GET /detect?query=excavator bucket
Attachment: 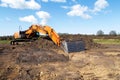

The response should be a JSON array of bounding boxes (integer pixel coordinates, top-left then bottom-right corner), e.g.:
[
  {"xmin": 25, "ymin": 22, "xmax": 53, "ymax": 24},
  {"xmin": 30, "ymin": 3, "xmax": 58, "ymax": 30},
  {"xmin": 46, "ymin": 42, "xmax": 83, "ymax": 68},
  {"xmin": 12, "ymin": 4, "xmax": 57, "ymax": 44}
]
[{"xmin": 61, "ymin": 40, "xmax": 85, "ymax": 53}]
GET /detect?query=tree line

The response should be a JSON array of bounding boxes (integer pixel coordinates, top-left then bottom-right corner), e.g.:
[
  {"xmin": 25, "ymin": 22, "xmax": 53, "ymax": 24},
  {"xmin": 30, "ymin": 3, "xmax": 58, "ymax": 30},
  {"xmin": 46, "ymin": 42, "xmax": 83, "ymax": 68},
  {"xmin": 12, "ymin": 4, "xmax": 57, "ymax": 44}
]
[
  {"xmin": 0, "ymin": 30, "xmax": 119, "ymax": 40},
  {"xmin": 0, "ymin": 36, "xmax": 13, "ymax": 40},
  {"xmin": 96, "ymin": 30, "xmax": 119, "ymax": 36}
]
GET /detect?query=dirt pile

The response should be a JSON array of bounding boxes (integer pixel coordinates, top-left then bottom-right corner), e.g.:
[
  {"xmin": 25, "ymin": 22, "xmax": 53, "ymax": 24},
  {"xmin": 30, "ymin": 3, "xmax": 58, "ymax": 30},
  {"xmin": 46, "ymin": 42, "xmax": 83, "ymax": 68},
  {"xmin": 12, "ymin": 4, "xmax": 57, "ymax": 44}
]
[
  {"xmin": 0, "ymin": 44, "xmax": 71, "ymax": 80},
  {"xmin": 30, "ymin": 38, "xmax": 61, "ymax": 50},
  {"xmin": 60, "ymin": 34, "xmax": 101, "ymax": 49},
  {"xmin": 23, "ymin": 34, "xmax": 101, "ymax": 51},
  {"xmin": 0, "ymin": 35, "xmax": 120, "ymax": 80},
  {"xmin": 16, "ymin": 49, "xmax": 69, "ymax": 65}
]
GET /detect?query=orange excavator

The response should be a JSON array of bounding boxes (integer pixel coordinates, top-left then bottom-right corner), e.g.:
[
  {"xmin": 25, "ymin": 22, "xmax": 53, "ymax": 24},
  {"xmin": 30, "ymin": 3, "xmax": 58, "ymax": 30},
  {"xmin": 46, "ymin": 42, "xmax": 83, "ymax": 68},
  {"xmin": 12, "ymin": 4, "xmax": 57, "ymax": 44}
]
[
  {"xmin": 11, "ymin": 24, "xmax": 85, "ymax": 53},
  {"xmin": 11, "ymin": 24, "xmax": 60, "ymax": 46}
]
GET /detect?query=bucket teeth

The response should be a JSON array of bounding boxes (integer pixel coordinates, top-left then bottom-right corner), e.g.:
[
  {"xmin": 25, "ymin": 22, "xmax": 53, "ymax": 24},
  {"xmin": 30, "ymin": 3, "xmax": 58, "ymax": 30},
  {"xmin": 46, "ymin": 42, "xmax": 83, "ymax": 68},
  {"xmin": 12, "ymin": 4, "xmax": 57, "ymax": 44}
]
[{"xmin": 61, "ymin": 40, "xmax": 85, "ymax": 53}]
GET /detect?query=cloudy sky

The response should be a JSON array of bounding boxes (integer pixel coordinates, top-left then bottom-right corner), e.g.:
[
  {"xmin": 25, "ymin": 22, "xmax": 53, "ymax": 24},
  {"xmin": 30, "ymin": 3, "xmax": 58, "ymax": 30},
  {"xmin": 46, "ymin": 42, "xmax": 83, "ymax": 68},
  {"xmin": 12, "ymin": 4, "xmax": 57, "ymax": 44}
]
[{"xmin": 0, "ymin": 0, "xmax": 120, "ymax": 36}]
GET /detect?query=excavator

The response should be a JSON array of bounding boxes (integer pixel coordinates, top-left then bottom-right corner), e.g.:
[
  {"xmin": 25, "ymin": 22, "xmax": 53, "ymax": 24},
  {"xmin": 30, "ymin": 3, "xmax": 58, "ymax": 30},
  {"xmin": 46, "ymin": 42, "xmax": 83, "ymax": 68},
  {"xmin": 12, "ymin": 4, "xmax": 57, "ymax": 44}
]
[{"xmin": 11, "ymin": 24, "xmax": 85, "ymax": 53}]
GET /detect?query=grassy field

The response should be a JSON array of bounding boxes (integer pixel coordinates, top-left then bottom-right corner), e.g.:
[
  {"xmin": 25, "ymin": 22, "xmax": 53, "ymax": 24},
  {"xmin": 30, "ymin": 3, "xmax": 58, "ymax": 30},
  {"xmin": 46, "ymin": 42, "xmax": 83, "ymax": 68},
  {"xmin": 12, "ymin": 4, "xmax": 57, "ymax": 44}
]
[
  {"xmin": 0, "ymin": 40, "xmax": 10, "ymax": 44},
  {"xmin": 93, "ymin": 39, "xmax": 120, "ymax": 44}
]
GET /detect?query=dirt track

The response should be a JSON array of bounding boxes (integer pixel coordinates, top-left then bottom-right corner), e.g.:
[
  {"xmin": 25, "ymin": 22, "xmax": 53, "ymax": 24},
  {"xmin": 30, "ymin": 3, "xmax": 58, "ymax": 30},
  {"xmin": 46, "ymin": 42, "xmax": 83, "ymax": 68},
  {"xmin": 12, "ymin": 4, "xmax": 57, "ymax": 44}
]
[{"xmin": 0, "ymin": 35, "xmax": 120, "ymax": 80}]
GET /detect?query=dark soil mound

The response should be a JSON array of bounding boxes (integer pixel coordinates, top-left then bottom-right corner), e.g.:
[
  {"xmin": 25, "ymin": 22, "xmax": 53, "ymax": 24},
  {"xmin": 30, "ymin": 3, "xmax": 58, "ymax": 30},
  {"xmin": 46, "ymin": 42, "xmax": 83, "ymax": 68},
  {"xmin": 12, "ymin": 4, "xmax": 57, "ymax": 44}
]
[
  {"xmin": 25, "ymin": 34, "xmax": 101, "ymax": 51},
  {"xmin": 60, "ymin": 34, "xmax": 101, "ymax": 49},
  {"xmin": 30, "ymin": 38, "xmax": 60, "ymax": 50},
  {"xmin": 16, "ymin": 49, "xmax": 69, "ymax": 65}
]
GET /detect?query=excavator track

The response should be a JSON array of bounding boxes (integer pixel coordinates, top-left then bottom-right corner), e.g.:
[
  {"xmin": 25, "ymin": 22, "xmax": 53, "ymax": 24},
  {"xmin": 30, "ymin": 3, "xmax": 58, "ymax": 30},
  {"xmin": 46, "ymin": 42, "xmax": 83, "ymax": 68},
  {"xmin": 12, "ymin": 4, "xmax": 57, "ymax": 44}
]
[{"xmin": 10, "ymin": 38, "xmax": 36, "ymax": 45}]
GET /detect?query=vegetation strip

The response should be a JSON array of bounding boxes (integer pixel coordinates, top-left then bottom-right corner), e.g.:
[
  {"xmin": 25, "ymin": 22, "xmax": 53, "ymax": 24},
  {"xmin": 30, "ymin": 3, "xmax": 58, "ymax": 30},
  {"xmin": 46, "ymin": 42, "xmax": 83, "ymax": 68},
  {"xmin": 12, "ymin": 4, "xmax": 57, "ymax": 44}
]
[
  {"xmin": 93, "ymin": 39, "xmax": 120, "ymax": 44},
  {"xmin": 0, "ymin": 40, "xmax": 10, "ymax": 44}
]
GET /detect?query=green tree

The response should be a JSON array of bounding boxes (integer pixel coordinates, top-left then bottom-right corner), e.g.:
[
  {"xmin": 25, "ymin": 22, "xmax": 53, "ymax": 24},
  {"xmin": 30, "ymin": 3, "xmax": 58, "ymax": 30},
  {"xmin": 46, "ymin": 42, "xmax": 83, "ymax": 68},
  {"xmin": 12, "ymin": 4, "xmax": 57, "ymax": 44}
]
[
  {"xmin": 109, "ymin": 30, "xmax": 117, "ymax": 36},
  {"xmin": 96, "ymin": 30, "xmax": 104, "ymax": 36}
]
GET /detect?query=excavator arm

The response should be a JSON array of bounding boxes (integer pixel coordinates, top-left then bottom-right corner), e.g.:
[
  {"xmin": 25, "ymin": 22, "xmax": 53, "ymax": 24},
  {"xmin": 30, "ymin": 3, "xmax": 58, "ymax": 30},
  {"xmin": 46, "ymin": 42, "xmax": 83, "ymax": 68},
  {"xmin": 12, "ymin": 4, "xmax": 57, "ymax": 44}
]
[
  {"xmin": 26, "ymin": 25, "xmax": 60, "ymax": 46},
  {"xmin": 43, "ymin": 25, "xmax": 60, "ymax": 46}
]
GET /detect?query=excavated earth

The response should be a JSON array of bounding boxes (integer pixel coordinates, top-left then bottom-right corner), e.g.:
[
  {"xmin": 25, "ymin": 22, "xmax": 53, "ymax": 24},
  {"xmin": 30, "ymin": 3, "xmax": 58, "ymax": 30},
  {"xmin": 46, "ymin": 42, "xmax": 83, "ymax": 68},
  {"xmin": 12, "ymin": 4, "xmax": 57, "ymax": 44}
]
[{"xmin": 0, "ymin": 35, "xmax": 120, "ymax": 80}]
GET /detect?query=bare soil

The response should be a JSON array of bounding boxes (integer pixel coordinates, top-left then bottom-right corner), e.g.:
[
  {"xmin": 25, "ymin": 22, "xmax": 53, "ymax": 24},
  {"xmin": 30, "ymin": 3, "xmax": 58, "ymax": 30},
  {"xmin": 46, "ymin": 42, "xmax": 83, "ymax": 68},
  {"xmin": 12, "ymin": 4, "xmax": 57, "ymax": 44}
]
[{"xmin": 0, "ymin": 35, "xmax": 120, "ymax": 80}]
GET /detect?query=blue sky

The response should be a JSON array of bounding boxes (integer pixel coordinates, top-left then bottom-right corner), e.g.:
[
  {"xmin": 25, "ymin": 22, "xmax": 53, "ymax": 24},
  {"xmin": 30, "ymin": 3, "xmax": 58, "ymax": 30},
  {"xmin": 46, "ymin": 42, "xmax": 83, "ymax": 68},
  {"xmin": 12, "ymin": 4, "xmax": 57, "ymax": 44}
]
[{"xmin": 0, "ymin": 0, "xmax": 120, "ymax": 36}]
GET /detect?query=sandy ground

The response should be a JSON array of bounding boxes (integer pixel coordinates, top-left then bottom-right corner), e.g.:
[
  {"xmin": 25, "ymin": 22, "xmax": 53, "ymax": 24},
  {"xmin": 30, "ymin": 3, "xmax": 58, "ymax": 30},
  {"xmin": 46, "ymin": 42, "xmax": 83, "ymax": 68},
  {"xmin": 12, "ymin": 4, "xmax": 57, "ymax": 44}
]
[{"xmin": 0, "ymin": 42, "xmax": 120, "ymax": 80}]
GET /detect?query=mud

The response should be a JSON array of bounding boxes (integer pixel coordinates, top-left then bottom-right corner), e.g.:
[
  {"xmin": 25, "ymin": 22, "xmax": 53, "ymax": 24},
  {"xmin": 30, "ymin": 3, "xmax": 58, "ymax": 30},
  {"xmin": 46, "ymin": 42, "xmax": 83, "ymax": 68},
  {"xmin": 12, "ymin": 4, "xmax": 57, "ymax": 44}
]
[{"xmin": 0, "ymin": 35, "xmax": 120, "ymax": 80}]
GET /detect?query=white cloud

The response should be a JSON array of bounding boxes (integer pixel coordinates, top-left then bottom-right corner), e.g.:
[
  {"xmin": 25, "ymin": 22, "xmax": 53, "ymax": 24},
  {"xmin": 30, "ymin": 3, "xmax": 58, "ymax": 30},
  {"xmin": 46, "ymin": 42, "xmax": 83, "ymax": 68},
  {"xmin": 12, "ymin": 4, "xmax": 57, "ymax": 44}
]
[
  {"xmin": 36, "ymin": 11, "xmax": 51, "ymax": 25},
  {"xmin": 61, "ymin": 6, "xmax": 69, "ymax": 9},
  {"xmin": 93, "ymin": 0, "xmax": 109, "ymax": 12},
  {"xmin": 65, "ymin": 0, "xmax": 109, "ymax": 19},
  {"xmin": 67, "ymin": 4, "xmax": 92, "ymax": 19},
  {"xmin": 19, "ymin": 15, "xmax": 38, "ymax": 23},
  {"xmin": 19, "ymin": 11, "xmax": 51, "ymax": 25},
  {"xmin": 42, "ymin": 0, "xmax": 48, "ymax": 2},
  {"xmin": 0, "ymin": 0, "xmax": 41, "ymax": 9},
  {"xmin": 50, "ymin": 0, "xmax": 66, "ymax": 3}
]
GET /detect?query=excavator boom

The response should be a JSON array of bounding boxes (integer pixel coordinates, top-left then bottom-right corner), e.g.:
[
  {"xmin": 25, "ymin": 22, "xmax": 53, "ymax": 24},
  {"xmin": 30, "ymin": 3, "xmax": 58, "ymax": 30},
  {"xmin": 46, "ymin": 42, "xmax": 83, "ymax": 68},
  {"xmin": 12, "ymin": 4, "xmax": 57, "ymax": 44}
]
[
  {"xmin": 25, "ymin": 25, "xmax": 60, "ymax": 46},
  {"xmin": 43, "ymin": 26, "xmax": 60, "ymax": 46}
]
